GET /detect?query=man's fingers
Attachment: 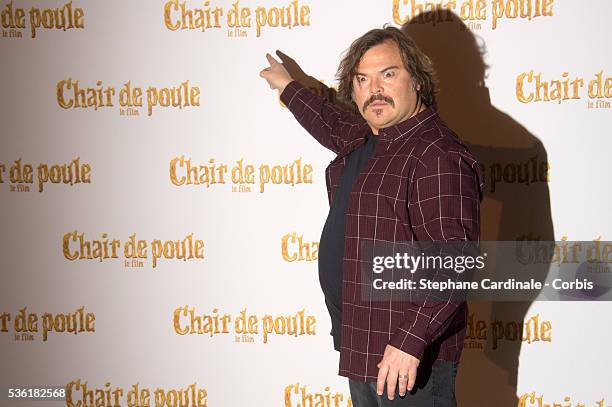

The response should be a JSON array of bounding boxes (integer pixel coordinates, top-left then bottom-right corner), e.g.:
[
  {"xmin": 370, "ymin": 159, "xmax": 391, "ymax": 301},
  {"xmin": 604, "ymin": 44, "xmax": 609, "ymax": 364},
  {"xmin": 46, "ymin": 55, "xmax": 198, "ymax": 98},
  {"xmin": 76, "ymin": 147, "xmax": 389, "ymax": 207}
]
[
  {"xmin": 386, "ymin": 369, "xmax": 398, "ymax": 400},
  {"xmin": 398, "ymin": 372, "xmax": 409, "ymax": 397},
  {"xmin": 376, "ymin": 363, "xmax": 388, "ymax": 396},
  {"xmin": 266, "ymin": 52, "xmax": 280, "ymax": 66},
  {"xmin": 407, "ymin": 365, "xmax": 418, "ymax": 391},
  {"xmin": 259, "ymin": 68, "xmax": 275, "ymax": 89}
]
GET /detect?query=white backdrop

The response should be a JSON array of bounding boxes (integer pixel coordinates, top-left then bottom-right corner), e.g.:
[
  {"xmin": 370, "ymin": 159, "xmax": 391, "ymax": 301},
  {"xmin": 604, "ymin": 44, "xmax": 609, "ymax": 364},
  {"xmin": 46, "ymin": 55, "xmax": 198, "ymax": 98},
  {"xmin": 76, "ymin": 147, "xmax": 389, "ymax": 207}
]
[{"xmin": 1, "ymin": 1, "xmax": 610, "ymax": 406}]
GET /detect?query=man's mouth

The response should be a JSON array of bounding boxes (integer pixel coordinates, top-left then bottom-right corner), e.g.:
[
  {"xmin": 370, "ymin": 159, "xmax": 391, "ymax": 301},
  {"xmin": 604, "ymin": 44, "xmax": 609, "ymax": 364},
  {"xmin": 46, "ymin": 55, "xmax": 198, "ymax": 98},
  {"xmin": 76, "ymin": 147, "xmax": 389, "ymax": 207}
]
[{"xmin": 363, "ymin": 96, "xmax": 394, "ymax": 113}]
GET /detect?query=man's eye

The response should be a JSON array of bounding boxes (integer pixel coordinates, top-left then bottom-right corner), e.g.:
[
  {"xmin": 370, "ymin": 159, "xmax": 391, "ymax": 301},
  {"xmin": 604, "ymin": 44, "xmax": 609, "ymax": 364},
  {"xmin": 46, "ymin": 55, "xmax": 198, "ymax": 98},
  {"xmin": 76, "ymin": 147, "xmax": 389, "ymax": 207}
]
[{"xmin": 384, "ymin": 71, "xmax": 395, "ymax": 78}]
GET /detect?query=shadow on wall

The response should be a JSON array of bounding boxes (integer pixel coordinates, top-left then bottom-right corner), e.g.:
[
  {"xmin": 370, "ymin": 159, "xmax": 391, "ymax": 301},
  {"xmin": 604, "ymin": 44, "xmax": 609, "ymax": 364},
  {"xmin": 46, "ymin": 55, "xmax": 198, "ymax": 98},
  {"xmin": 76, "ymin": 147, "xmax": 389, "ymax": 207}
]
[
  {"xmin": 278, "ymin": 10, "xmax": 555, "ymax": 405},
  {"xmin": 402, "ymin": 10, "xmax": 554, "ymax": 407}
]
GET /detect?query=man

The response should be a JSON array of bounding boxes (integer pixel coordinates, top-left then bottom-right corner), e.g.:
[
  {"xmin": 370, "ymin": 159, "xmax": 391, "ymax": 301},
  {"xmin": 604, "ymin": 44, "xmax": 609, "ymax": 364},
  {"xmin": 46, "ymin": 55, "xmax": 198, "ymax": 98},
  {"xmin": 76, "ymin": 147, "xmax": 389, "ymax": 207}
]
[{"xmin": 260, "ymin": 26, "xmax": 483, "ymax": 406}]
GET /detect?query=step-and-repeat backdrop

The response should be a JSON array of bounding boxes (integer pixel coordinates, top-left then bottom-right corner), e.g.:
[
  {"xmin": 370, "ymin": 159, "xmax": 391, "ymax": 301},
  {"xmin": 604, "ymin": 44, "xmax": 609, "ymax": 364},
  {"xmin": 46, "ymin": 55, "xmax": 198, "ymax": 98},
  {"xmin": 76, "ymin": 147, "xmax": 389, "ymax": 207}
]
[{"xmin": 1, "ymin": 1, "xmax": 610, "ymax": 406}]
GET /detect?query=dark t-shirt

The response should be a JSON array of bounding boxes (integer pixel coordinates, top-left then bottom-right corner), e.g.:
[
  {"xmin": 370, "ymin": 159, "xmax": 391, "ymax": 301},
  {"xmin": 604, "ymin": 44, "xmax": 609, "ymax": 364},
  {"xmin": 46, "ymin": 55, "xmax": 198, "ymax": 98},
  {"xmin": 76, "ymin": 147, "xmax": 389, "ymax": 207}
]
[{"xmin": 318, "ymin": 132, "xmax": 378, "ymax": 351}]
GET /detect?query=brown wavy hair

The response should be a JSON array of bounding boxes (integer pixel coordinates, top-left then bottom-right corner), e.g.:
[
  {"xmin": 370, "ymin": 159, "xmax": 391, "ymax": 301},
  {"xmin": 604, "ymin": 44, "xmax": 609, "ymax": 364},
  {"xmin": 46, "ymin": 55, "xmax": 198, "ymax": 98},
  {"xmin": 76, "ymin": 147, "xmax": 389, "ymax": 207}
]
[{"xmin": 336, "ymin": 24, "xmax": 437, "ymax": 115}]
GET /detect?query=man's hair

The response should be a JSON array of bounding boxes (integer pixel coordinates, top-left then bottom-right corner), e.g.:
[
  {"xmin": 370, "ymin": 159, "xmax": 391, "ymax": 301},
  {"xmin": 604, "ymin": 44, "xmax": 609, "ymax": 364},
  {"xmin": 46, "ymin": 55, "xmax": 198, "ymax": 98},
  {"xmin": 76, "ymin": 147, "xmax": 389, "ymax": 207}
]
[{"xmin": 335, "ymin": 25, "xmax": 437, "ymax": 114}]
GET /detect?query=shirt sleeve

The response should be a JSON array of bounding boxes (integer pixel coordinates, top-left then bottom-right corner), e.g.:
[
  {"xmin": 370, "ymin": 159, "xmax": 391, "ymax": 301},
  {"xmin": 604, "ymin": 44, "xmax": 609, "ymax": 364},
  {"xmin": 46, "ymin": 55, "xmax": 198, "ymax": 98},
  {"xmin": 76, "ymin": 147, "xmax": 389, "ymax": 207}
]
[
  {"xmin": 279, "ymin": 80, "xmax": 367, "ymax": 155},
  {"xmin": 388, "ymin": 149, "xmax": 483, "ymax": 360}
]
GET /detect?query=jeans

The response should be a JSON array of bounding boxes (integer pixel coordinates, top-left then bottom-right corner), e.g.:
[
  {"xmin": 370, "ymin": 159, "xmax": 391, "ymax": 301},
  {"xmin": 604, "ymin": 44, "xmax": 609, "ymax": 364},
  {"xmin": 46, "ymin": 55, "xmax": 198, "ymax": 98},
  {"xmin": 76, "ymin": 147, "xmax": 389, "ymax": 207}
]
[{"xmin": 348, "ymin": 361, "xmax": 458, "ymax": 407}]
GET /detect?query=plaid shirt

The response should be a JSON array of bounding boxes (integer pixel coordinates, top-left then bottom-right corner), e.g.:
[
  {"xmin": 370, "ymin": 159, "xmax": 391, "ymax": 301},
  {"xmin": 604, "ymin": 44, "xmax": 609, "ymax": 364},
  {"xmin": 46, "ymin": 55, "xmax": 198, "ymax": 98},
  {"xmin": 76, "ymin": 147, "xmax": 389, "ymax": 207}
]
[{"xmin": 280, "ymin": 80, "xmax": 483, "ymax": 382}]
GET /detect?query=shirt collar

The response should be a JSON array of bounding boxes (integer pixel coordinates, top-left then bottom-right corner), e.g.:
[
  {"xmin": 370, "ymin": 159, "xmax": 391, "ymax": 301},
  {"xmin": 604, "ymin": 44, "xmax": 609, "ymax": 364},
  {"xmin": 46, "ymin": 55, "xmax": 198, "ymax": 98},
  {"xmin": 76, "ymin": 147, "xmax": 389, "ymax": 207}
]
[
  {"xmin": 336, "ymin": 104, "xmax": 439, "ymax": 159},
  {"xmin": 376, "ymin": 104, "xmax": 438, "ymax": 142}
]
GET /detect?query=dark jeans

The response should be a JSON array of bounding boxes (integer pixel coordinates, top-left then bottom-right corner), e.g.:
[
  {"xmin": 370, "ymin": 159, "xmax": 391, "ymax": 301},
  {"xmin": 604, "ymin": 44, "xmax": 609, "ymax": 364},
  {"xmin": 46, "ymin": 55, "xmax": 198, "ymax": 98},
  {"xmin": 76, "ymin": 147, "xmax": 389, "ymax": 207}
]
[{"xmin": 348, "ymin": 361, "xmax": 458, "ymax": 407}]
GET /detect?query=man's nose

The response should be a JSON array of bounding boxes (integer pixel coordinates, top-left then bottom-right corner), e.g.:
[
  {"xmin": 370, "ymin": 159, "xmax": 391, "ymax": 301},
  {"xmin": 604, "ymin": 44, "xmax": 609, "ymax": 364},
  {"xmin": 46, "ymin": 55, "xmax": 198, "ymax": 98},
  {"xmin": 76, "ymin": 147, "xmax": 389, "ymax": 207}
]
[{"xmin": 369, "ymin": 77, "xmax": 383, "ymax": 94}]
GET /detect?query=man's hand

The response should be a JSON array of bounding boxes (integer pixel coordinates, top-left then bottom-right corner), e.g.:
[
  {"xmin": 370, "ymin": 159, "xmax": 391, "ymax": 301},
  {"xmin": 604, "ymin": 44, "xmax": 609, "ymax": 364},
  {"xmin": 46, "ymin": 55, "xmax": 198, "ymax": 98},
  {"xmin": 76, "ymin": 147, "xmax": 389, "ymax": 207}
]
[
  {"xmin": 259, "ymin": 52, "xmax": 293, "ymax": 94},
  {"xmin": 376, "ymin": 344, "xmax": 420, "ymax": 400}
]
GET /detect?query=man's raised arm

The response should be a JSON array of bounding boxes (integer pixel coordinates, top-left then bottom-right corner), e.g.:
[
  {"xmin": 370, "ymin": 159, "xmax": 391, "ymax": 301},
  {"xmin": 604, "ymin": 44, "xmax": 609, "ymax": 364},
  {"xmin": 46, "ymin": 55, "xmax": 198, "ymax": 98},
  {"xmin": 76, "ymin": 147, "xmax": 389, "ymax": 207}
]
[{"xmin": 260, "ymin": 52, "xmax": 367, "ymax": 155}]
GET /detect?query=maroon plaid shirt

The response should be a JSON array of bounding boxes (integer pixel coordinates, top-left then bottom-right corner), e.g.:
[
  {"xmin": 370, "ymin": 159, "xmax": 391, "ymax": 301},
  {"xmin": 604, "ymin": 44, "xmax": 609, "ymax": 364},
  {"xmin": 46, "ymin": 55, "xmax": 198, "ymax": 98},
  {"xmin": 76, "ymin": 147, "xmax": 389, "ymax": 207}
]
[{"xmin": 280, "ymin": 80, "xmax": 483, "ymax": 382}]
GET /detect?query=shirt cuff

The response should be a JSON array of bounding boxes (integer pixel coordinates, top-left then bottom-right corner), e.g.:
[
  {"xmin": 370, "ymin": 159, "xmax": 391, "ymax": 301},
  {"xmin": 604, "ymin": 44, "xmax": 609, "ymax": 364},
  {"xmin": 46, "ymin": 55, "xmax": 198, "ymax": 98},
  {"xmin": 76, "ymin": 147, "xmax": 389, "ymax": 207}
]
[
  {"xmin": 279, "ymin": 80, "xmax": 304, "ymax": 108},
  {"xmin": 388, "ymin": 323, "xmax": 429, "ymax": 361}
]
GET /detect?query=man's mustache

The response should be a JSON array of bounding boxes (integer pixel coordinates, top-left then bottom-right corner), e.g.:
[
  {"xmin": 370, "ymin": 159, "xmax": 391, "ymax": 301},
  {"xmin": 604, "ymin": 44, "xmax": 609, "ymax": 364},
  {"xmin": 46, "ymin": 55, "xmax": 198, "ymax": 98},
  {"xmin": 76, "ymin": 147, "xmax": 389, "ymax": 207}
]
[{"xmin": 363, "ymin": 94, "xmax": 395, "ymax": 112}]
